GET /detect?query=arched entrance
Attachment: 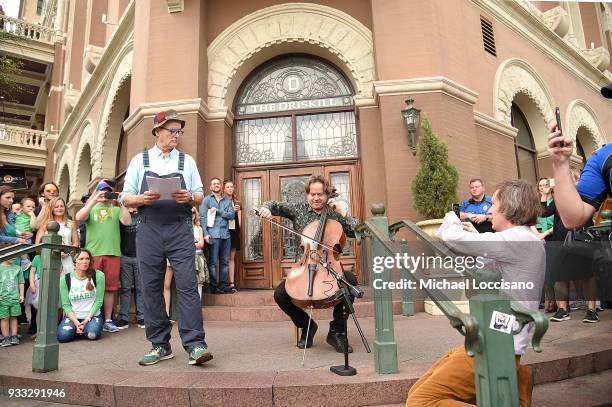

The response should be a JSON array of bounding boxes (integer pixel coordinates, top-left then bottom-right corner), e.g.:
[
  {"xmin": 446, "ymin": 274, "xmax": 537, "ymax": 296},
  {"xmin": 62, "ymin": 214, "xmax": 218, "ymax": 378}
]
[{"xmin": 234, "ymin": 55, "xmax": 362, "ymax": 289}]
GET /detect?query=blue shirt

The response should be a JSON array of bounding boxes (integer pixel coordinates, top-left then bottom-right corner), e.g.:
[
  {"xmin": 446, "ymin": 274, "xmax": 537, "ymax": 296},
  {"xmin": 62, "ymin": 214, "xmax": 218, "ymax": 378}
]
[
  {"xmin": 576, "ymin": 144, "xmax": 612, "ymax": 209},
  {"xmin": 121, "ymin": 144, "xmax": 204, "ymax": 197},
  {"xmin": 0, "ymin": 210, "xmax": 19, "ymax": 245},
  {"xmin": 459, "ymin": 195, "xmax": 493, "ymax": 215},
  {"xmin": 200, "ymin": 194, "xmax": 235, "ymax": 239}
]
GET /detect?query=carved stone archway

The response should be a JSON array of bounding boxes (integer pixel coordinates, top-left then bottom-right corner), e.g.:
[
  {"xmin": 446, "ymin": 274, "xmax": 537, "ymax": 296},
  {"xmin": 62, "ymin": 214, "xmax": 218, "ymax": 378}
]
[
  {"xmin": 494, "ymin": 58, "xmax": 555, "ymax": 150},
  {"xmin": 207, "ymin": 3, "xmax": 375, "ymax": 113},
  {"xmin": 55, "ymin": 144, "xmax": 74, "ymax": 199},
  {"xmin": 73, "ymin": 121, "xmax": 95, "ymax": 201},
  {"xmin": 97, "ymin": 47, "xmax": 133, "ymax": 180},
  {"xmin": 566, "ymin": 99, "xmax": 606, "ymax": 157}
]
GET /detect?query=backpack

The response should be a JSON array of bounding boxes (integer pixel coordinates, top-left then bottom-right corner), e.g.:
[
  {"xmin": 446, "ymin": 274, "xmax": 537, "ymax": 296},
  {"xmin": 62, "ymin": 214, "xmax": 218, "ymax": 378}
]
[{"xmin": 65, "ymin": 272, "xmax": 96, "ymax": 291}]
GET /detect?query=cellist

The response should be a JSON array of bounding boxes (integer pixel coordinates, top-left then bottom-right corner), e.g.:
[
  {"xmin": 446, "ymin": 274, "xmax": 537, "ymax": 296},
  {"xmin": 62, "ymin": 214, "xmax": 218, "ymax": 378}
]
[{"xmin": 258, "ymin": 175, "xmax": 359, "ymax": 353}]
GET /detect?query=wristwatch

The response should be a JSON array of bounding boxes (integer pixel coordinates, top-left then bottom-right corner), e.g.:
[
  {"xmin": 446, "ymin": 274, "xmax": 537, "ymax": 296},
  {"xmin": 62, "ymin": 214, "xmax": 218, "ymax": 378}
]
[{"xmin": 189, "ymin": 192, "xmax": 195, "ymax": 204}]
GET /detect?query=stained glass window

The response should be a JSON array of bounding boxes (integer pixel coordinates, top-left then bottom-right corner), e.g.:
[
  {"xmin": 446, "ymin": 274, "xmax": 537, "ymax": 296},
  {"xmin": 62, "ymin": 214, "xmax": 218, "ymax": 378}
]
[{"xmin": 234, "ymin": 56, "xmax": 358, "ymax": 166}]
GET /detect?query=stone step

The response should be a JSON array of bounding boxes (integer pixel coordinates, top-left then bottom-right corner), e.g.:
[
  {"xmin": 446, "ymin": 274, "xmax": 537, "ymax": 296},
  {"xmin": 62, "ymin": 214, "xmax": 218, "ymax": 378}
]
[
  {"xmin": 203, "ymin": 300, "xmax": 403, "ymax": 321},
  {"xmin": 203, "ymin": 287, "xmax": 375, "ymax": 307}
]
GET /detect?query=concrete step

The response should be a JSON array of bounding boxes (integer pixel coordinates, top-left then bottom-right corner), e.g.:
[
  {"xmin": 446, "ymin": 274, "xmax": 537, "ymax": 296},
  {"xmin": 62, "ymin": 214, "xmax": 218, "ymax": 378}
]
[
  {"xmin": 203, "ymin": 299, "xmax": 403, "ymax": 321},
  {"xmin": 203, "ymin": 287, "xmax": 375, "ymax": 307}
]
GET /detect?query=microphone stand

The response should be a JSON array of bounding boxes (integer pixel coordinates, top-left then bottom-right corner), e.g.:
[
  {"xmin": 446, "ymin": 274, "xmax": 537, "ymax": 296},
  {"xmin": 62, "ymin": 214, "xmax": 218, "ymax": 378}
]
[{"xmin": 317, "ymin": 258, "xmax": 371, "ymax": 376}]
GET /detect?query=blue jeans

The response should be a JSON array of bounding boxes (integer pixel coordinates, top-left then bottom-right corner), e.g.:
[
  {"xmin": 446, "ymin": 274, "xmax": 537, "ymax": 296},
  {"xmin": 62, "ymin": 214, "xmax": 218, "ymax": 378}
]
[
  {"xmin": 119, "ymin": 255, "xmax": 144, "ymax": 322},
  {"xmin": 57, "ymin": 315, "xmax": 103, "ymax": 343},
  {"xmin": 208, "ymin": 238, "xmax": 231, "ymax": 291}
]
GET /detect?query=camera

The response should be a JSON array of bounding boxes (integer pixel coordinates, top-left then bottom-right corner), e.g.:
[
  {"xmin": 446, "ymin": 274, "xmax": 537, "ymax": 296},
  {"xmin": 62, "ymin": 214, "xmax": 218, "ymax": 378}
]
[
  {"xmin": 104, "ymin": 192, "xmax": 119, "ymax": 200},
  {"xmin": 451, "ymin": 203, "xmax": 461, "ymax": 218}
]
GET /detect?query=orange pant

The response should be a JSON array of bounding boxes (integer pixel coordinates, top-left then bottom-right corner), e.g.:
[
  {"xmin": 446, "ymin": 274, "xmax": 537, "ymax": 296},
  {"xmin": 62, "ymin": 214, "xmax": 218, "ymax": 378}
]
[{"xmin": 407, "ymin": 346, "xmax": 533, "ymax": 407}]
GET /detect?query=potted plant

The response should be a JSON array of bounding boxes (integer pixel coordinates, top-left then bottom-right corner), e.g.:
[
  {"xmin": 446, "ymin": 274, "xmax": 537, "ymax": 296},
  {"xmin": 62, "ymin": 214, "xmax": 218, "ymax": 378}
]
[{"xmin": 411, "ymin": 118, "xmax": 458, "ymax": 238}]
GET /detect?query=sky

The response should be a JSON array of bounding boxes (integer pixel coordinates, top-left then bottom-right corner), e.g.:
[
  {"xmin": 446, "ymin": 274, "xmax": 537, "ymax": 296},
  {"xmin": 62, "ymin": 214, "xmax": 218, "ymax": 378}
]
[{"xmin": 0, "ymin": 0, "xmax": 20, "ymax": 18}]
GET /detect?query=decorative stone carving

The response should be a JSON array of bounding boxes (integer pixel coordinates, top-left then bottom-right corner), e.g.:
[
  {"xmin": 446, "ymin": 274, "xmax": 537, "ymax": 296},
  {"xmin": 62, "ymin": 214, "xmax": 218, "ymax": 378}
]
[
  {"xmin": 207, "ymin": 3, "xmax": 375, "ymax": 112},
  {"xmin": 166, "ymin": 0, "xmax": 184, "ymax": 13},
  {"xmin": 542, "ymin": 6, "xmax": 570, "ymax": 38},
  {"xmin": 566, "ymin": 100, "xmax": 606, "ymax": 149},
  {"xmin": 64, "ymin": 88, "xmax": 81, "ymax": 113},
  {"xmin": 84, "ymin": 45, "xmax": 104, "ymax": 74},
  {"xmin": 581, "ymin": 47, "xmax": 611, "ymax": 72},
  {"xmin": 494, "ymin": 59, "xmax": 554, "ymax": 127}
]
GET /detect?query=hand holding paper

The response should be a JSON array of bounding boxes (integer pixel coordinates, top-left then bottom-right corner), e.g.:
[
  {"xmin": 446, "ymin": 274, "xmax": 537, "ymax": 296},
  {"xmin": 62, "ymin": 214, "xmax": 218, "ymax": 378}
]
[{"xmin": 146, "ymin": 176, "xmax": 182, "ymax": 200}]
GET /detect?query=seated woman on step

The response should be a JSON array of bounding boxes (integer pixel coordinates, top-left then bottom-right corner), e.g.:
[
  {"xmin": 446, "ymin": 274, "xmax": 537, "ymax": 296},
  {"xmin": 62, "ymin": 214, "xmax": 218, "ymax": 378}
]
[{"xmin": 57, "ymin": 249, "xmax": 105, "ymax": 343}]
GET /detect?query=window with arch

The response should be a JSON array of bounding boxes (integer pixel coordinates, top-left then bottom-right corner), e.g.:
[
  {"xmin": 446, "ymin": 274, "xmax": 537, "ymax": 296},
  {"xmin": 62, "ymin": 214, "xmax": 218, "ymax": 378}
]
[
  {"xmin": 233, "ymin": 55, "xmax": 358, "ymax": 166},
  {"xmin": 511, "ymin": 103, "xmax": 538, "ymax": 185}
]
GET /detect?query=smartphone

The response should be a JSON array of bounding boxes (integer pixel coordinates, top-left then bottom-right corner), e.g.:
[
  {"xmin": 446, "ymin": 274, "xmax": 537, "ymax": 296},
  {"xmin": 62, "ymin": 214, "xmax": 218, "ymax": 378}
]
[
  {"xmin": 555, "ymin": 107, "xmax": 562, "ymax": 135},
  {"xmin": 451, "ymin": 203, "xmax": 461, "ymax": 218},
  {"xmin": 104, "ymin": 192, "xmax": 119, "ymax": 200},
  {"xmin": 555, "ymin": 107, "xmax": 563, "ymax": 148}
]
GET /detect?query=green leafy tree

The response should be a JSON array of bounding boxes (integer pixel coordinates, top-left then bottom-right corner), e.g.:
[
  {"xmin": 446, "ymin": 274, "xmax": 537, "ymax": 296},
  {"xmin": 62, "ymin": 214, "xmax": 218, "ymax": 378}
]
[
  {"xmin": 0, "ymin": 31, "xmax": 25, "ymax": 102},
  {"xmin": 411, "ymin": 118, "xmax": 458, "ymax": 219}
]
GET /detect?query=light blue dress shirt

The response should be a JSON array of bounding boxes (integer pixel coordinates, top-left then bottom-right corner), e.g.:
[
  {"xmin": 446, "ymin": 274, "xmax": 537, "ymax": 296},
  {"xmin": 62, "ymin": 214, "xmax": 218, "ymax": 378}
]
[
  {"xmin": 121, "ymin": 144, "xmax": 204, "ymax": 197},
  {"xmin": 200, "ymin": 194, "xmax": 235, "ymax": 239}
]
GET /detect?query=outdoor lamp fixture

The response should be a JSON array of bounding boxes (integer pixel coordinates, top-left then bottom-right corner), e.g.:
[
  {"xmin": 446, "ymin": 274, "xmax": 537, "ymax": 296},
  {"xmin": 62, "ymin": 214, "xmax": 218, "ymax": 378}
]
[{"xmin": 401, "ymin": 97, "xmax": 421, "ymax": 155}]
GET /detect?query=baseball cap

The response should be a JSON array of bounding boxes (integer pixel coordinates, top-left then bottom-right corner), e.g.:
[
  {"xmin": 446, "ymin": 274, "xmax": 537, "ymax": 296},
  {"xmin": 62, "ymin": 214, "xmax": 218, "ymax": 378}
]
[
  {"xmin": 152, "ymin": 109, "xmax": 185, "ymax": 136},
  {"xmin": 95, "ymin": 180, "xmax": 114, "ymax": 192},
  {"xmin": 601, "ymin": 83, "xmax": 612, "ymax": 99}
]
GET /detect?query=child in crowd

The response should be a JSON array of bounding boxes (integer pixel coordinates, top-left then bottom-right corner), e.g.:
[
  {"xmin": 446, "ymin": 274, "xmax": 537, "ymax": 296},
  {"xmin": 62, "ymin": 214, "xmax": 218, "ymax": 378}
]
[
  {"xmin": 0, "ymin": 258, "xmax": 25, "ymax": 346},
  {"xmin": 14, "ymin": 198, "xmax": 36, "ymax": 243}
]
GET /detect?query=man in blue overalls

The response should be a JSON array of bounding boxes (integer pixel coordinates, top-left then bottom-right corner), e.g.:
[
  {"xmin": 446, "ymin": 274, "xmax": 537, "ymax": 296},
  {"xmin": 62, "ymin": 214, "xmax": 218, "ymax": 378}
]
[{"xmin": 121, "ymin": 110, "xmax": 211, "ymax": 366}]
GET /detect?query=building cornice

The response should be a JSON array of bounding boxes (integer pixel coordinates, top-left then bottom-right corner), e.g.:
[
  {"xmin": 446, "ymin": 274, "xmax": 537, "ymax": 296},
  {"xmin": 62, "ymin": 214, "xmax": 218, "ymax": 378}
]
[
  {"xmin": 473, "ymin": 0, "xmax": 608, "ymax": 91},
  {"xmin": 473, "ymin": 111, "xmax": 518, "ymax": 140},
  {"xmin": 373, "ymin": 77, "xmax": 479, "ymax": 105},
  {"xmin": 53, "ymin": 1, "xmax": 135, "ymax": 152}
]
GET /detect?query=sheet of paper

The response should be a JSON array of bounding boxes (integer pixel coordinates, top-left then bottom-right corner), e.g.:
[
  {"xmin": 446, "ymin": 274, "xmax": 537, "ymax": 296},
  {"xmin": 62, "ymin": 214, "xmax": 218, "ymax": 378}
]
[
  {"xmin": 207, "ymin": 208, "xmax": 216, "ymax": 228},
  {"xmin": 146, "ymin": 176, "xmax": 182, "ymax": 200}
]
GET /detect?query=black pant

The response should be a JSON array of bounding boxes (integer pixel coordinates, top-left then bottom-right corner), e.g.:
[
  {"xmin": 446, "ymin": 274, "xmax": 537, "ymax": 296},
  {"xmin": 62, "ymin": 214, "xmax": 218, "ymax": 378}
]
[{"xmin": 274, "ymin": 271, "xmax": 357, "ymax": 333}]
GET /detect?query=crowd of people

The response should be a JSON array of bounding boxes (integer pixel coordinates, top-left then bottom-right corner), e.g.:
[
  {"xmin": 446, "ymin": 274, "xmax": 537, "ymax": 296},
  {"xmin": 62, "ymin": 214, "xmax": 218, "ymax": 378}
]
[
  {"xmin": 458, "ymin": 177, "xmax": 608, "ymax": 324},
  {"xmin": 0, "ymin": 172, "xmax": 243, "ymax": 347},
  {"xmin": 0, "ymin": 97, "xmax": 610, "ymax": 394}
]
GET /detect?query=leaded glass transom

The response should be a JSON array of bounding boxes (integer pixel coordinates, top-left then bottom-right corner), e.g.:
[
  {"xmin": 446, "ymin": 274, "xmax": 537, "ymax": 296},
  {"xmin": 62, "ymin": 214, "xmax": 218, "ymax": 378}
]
[
  {"xmin": 234, "ymin": 56, "xmax": 358, "ymax": 166},
  {"xmin": 236, "ymin": 56, "xmax": 353, "ymax": 115}
]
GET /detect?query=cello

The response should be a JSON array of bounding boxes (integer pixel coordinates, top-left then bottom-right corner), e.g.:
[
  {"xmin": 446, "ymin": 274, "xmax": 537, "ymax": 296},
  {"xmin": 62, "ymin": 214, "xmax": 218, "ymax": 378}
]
[{"xmin": 284, "ymin": 189, "xmax": 347, "ymax": 309}]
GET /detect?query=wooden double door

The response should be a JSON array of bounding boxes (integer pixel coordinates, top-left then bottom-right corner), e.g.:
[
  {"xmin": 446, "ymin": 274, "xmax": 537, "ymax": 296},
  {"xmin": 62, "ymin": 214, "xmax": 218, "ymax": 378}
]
[{"xmin": 235, "ymin": 163, "xmax": 361, "ymax": 289}]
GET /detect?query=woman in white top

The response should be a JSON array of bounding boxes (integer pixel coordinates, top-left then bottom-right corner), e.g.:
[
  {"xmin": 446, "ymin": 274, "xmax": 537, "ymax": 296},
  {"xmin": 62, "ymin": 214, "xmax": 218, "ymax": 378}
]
[
  {"xmin": 35, "ymin": 197, "xmax": 78, "ymax": 276},
  {"xmin": 57, "ymin": 249, "xmax": 105, "ymax": 342}
]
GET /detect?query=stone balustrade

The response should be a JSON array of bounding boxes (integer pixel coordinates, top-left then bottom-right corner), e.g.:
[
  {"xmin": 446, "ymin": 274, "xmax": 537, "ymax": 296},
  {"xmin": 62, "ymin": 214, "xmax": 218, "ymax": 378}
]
[
  {"xmin": 0, "ymin": 124, "xmax": 47, "ymax": 150},
  {"xmin": 0, "ymin": 15, "xmax": 55, "ymax": 44}
]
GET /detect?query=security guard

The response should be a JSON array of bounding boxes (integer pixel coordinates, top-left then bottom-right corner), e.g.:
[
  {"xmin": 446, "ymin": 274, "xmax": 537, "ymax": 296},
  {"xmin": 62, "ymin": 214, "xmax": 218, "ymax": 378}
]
[
  {"xmin": 122, "ymin": 110, "xmax": 211, "ymax": 366},
  {"xmin": 459, "ymin": 178, "xmax": 494, "ymax": 233}
]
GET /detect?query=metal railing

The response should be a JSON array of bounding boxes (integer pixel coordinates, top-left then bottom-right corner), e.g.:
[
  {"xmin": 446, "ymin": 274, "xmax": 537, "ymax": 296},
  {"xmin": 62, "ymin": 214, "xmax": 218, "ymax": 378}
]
[
  {"xmin": 0, "ymin": 15, "xmax": 55, "ymax": 44},
  {"xmin": 0, "ymin": 222, "xmax": 78, "ymax": 373},
  {"xmin": 0, "ymin": 125, "xmax": 48, "ymax": 150},
  {"xmin": 355, "ymin": 204, "xmax": 548, "ymax": 406}
]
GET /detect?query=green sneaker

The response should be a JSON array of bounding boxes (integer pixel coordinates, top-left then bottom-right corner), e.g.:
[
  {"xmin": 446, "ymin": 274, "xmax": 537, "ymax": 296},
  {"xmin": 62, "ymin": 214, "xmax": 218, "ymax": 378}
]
[
  {"xmin": 188, "ymin": 346, "xmax": 213, "ymax": 365},
  {"xmin": 138, "ymin": 345, "xmax": 174, "ymax": 366}
]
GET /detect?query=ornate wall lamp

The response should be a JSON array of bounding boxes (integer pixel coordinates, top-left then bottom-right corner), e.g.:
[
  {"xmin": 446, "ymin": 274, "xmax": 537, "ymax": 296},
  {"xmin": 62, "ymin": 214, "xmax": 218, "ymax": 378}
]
[{"xmin": 401, "ymin": 97, "xmax": 421, "ymax": 155}]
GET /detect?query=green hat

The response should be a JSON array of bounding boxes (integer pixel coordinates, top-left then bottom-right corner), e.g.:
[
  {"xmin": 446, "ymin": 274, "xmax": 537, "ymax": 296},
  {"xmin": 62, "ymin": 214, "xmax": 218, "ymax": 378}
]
[{"xmin": 152, "ymin": 109, "xmax": 185, "ymax": 136}]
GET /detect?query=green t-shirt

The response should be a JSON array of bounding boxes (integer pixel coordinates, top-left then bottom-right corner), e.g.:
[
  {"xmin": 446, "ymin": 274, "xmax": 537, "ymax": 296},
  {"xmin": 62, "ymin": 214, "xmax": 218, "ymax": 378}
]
[
  {"xmin": 29, "ymin": 255, "xmax": 41, "ymax": 280},
  {"xmin": 85, "ymin": 204, "xmax": 122, "ymax": 256},
  {"xmin": 0, "ymin": 262, "xmax": 24, "ymax": 305},
  {"xmin": 14, "ymin": 213, "xmax": 32, "ymax": 233},
  {"xmin": 536, "ymin": 197, "xmax": 554, "ymax": 233}
]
